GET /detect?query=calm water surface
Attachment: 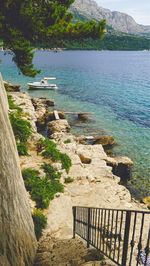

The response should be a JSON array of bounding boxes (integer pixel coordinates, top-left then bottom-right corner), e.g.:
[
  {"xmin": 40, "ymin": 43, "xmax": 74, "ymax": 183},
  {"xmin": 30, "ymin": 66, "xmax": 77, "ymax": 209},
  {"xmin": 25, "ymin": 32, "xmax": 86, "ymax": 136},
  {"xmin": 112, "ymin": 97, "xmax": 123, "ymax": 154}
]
[{"xmin": 0, "ymin": 50, "xmax": 150, "ymax": 185}]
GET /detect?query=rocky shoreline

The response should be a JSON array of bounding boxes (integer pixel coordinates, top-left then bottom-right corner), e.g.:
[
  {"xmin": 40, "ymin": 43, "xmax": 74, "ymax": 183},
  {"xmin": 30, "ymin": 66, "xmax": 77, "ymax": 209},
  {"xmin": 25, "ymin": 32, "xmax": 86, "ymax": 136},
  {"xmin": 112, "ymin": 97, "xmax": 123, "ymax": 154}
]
[{"xmin": 6, "ymin": 82, "xmax": 149, "ymax": 266}]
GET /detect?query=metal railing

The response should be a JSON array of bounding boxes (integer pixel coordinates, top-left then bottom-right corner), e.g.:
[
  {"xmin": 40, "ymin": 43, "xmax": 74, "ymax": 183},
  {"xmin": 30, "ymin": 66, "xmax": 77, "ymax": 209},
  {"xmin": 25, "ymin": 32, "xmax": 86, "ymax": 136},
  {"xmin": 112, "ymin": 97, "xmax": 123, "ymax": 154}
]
[{"xmin": 72, "ymin": 206, "xmax": 150, "ymax": 266}]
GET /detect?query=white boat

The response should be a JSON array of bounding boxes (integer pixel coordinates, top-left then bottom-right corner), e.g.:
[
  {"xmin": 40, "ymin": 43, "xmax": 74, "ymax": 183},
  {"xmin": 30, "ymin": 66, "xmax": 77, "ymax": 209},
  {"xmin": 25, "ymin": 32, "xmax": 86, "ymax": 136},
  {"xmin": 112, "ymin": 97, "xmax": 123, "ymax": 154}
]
[{"xmin": 27, "ymin": 77, "xmax": 58, "ymax": 90}]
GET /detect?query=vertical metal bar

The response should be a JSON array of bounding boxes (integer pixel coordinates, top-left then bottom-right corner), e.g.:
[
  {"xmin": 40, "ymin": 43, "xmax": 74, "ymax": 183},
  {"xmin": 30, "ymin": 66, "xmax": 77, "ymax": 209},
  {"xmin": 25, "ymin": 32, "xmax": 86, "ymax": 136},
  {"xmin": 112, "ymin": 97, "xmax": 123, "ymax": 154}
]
[
  {"xmin": 97, "ymin": 209, "xmax": 101, "ymax": 249},
  {"xmin": 109, "ymin": 210, "xmax": 114, "ymax": 257},
  {"xmin": 113, "ymin": 210, "xmax": 119, "ymax": 261},
  {"xmin": 73, "ymin": 206, "xmax": 76, "ymax": 239},
  {"xmin": 106, "ymin": 209, "xmax": 110, "ymax": 255},
  {"xmin": 122, "ymin": 211, "xmax": 131, "ymax": 266},
  {"xmin": 92, "ymin": 208, "xmax": 94, "ymax": 245},
  {"xmin": 92, "ymin": 208, "xmax": 94, "ymax": 244},
  {"xmin": 95, "ymin": 209, "xmax": 98, "ymax": 246},
  {"xmin": 144, "ymin": 227, "xmax": 150, "ymax": 266},
  {"xmin": 87, "ymin": 208, "xmax": 91, "ymax": 248},
  {"xmin": 102, "ymin": 209, "xmax": 107, "ymax": 252},
  {"xmin": 100, "ymin": 209, "xmax": 104, "ymax": 250},
  {"xmin": 136, "ymin": 213, "xmax": 145, "ymax": 266},
  {"xmin": 129, "ymin": 212, "xmax": 137, "ymax": 266},
  {"xmin": 117, "ymin": 211, "xmax": 124, "ymax": 264},
  {"xmin": 83, "ymin": 208, "xmax": 85, "ymax": 239}
]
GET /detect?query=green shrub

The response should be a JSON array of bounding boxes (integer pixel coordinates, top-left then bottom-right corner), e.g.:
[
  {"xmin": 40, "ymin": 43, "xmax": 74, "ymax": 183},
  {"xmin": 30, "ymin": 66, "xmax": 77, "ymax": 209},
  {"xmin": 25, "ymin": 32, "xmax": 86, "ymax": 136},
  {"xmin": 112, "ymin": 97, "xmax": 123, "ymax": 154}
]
[
  {"xmin": 64, "ymin": 139, "xmax": 71, "ymax": 144},
  {"xmin": 39, "ymin": 138, "xmax": 57, "ymax": 150},
  {"xmin": 17, "ymin": 142, "xmax": 28, "ymax": 156},
  {"xmin": 42, "ymin": 148, "xmax": 61, "ymax": 161},
  {"xmin": 42, "ymin": 163, "xmax": 61, "ymax": 180},
  {"xmin": 64, "ymin": 177, "xmax": 74, "ymax": 183},
  {"xmin": 9, "ymin": 112, "xmax": 32, "ymax": 142},
  {"xmin": 60, "ymin": 153, "xmax": 72, "ymax": 173},
  {"xmin": 32, "ymin": 209, "xmax": 47, "ymax": 240},
  {"xmin": 40, "ymin": 138, "xmax": 61, "ymax": 161},
  {"xmin": 39, "ymin": 138, "xmax": 72, "ymax": 173},
  {"xmin": 22, "ymin": 167, "xmax": 64, "ymax": 209},
  {"xmin": 30, "ymin": 179, "xmax": 64, "ymax": 209},
  {"xmin": 22, "ymin": 168, "xmax": 40, "ymax": 180},
  {"xmin": 7, "ymin": 95, "xmax": 22, "ymax": 112},
  {"xmin": 8, "ymin": 100, "xmax": 32, "ymax": 157}
]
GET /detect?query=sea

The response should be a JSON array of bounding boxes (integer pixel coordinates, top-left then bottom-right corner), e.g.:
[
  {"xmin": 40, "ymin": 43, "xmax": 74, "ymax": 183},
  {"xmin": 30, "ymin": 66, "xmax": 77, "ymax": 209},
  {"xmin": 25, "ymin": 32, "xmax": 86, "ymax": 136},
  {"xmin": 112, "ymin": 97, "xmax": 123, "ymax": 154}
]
[{"xmin": 0, "ymin": 50, "xmax": 150, "ymax": 195}]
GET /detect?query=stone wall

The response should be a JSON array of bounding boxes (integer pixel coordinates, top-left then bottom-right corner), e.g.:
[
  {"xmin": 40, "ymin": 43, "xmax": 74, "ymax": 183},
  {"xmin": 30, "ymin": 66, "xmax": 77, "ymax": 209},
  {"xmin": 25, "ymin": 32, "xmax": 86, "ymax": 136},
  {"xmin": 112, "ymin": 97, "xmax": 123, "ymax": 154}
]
[{"xmin": 0, "ymin": 73, "xmax": 37, "ymax": 266}]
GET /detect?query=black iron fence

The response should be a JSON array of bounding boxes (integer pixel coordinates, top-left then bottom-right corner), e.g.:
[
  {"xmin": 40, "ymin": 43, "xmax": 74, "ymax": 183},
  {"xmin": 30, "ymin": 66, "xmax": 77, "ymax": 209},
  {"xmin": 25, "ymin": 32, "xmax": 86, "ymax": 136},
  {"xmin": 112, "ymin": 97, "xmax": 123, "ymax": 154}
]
[{"xmin": 72, "ymin": 206, "xmax": 150, "ymax": 266}]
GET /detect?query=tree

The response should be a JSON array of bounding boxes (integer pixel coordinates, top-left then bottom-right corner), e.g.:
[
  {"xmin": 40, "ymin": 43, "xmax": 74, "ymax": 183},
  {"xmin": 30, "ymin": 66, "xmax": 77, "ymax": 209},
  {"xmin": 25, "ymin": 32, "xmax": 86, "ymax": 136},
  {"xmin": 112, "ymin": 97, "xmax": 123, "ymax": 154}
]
[{"xmin": 0, "ymin": 0, "xmax": 106, "ymax": 76}]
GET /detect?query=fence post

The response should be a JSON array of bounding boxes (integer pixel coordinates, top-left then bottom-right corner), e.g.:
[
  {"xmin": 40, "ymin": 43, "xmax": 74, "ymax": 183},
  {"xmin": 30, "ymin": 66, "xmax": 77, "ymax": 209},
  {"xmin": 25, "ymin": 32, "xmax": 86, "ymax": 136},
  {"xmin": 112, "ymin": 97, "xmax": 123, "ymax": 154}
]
[
  {"xmin": 87, "ymin": 208, "xmax": 91, "ymax": 248},
  {"xmin": 73, "ymin": 206, "xmax": 76, "ymax": 239},
  {"xmin": 122, "ymin": 211, "xmax": 131, "ymax": 266}
]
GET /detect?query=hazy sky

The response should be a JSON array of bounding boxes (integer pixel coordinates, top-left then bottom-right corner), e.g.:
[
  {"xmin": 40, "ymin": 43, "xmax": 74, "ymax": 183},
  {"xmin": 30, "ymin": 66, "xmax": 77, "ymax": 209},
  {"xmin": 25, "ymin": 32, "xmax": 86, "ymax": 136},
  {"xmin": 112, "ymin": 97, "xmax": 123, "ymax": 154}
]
[{"xmin": 95, "ymin": 0, "xmax": 150, "ymax": 25}]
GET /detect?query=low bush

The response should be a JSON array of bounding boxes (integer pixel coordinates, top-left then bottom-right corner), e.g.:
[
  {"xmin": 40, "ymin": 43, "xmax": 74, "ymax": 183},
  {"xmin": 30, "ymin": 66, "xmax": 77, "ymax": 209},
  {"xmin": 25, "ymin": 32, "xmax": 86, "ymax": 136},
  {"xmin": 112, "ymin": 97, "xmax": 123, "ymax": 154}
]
[
  {"xmin": 30, "ymin": 178, "xmax": 64, "ymax": 209},
  {"xmin": 42, "ymin": 148, "xmax": 61, "ymax": 161},
  {"xmin": 60, "ymin": 153, "xmax": 72, "ymax": 173},
  {"xmin": 17, "ymin": 142, "xmax": 28, "ymax": 156},
  {"xmin": 39, "ymin": 138, "xmax": 57, "ymax": 150},
  {"xmin": 39, "ymin": 138, "xmax": 61, "ymax": 161},
  {"xmin": 64, "ymin": 139, "xmax": 71, "ymax": 144},
  {"xmin": 9, "ymin": 112, "xmax": 32, "ymax": 142},
  {"xmin": 22, "ymin": 168, "xmax": 40, "ymax": 180},
  {"xmin": 8, "ymin": 97, "xmax": 32, "ymax": 157},
  {"xmin": 7, "ymin": 95, "xmax": 22, "ymax": 112},
  {"xmin": 42, "ymin": 163, "xmax": 61, "ymax": 180},
  {"xmin": 39, "ymin": 138, "xmax": 72, "ymax": 173},
  {"xmin": 22, "ymin": 167, "xmax": 64, "ymax": 209},
  {"xmin": 32, "ymin": 209, "xmax": 47, "ymax": 240},
  {"xmin": 64, "ymin": 177, "xmax": 74, "ymax": 183}
]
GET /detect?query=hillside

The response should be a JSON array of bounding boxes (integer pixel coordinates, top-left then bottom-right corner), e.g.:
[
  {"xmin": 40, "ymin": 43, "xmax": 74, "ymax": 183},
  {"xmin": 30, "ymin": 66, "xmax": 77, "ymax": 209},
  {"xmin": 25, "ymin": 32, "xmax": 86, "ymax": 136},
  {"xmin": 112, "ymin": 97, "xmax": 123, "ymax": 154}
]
[{"xmin": 71, "ymin": 0, "xmax": 150, "ymax": 35}]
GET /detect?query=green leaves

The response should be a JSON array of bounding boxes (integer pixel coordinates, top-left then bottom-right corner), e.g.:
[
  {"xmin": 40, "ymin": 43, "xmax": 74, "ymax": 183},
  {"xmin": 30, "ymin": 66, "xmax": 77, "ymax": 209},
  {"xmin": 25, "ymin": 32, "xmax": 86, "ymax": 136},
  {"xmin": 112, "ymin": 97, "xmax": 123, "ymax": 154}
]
[
  {"xmin": 9, "ymin": 112, "xmax": 32, "ymax": 142},
  {"xmin": 38, "ymin": 138, "xmax": 72, "ymax": 173},
  {"xmin": 0, "ymin": 0, "xmax": 106, "ymax": 76},
  {"xmin": 22, "ymin": 167, "xmax": 64, "ymax": 209},
  {"xmin": 32, "ymin": 209, "xmax": 47, "ymax": 240}
]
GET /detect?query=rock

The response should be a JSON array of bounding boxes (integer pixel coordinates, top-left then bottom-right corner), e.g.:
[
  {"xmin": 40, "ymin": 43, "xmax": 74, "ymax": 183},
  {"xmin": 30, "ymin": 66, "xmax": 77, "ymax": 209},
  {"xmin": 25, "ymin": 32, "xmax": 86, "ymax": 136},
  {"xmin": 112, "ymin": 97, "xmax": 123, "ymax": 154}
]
[
  {"xmin": 71, "ymin": 0, "xmax": 150, "ymax": 35},
  {"xmin": 76, "ymin": 144, "xmax": 107, "ymax": 160},
  {"xmin": 35, "ymin": 238, "xmax": 104, "ymax": 266},
  {"xmin": 78, "ymin": 113, "xmax": 90, "ymax": 121},
  {"xmin": 55, "ymin": 193, "xmax": 61, "ymax": 198},
  {"xmin": 78, "ymin": 154, "xmax": 92, "ymax": 164},
  {"xmin": 10, "ymin": 92, "xmax": 37, "ymax": 132},
  {"xmin": 51, "ymin": 163, "xmax": 62, "ymax": 171},
  {"xmin": 47, "ymin": 120, "xmax": 70, "ymax": 136},
  {"xmin": 31, "ymin": 97, "xmax": 55, "ymax": 129},
  {"xmin": 4, "ymin": 81, "xmax": 20, "ymax": 92},
  {"xmin": 143, "ymin": 197, "xmax": 150, "ymax": 208},
  {"xmin": 106, "ymin": 156, "xmax": 133, "ymax": 183},
  {"xmin": 32, "ymin": 97, "xmax": 54, "ymax": 109},
  {"xmin": 93, "ymin": 136, "xmax": 115, "ymax": 146},
  {"xmin": 46, "ymin": 111, "xmax": 65, "ymax": 121}
]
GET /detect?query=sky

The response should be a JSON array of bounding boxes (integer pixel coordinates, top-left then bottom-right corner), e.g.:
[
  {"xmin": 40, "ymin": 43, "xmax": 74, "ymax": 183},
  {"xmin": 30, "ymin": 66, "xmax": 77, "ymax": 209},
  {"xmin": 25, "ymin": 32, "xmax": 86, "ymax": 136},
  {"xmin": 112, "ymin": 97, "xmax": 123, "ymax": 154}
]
[{"xmin": 95, "ymin": 0, "xmax": 150, "ymax": 25}]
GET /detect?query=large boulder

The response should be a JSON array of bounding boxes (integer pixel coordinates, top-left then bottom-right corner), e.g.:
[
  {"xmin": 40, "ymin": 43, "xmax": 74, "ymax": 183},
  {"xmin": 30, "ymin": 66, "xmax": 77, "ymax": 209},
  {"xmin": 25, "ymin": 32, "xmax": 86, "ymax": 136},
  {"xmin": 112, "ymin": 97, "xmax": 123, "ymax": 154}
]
[
  {"xmin": 4, "ymin": 81, "xmax": 20, "ymax": 92},
  {"xmin": 10, "ymin": 92, "xmax": 37, "ymax": 132},
  {"xmin": 32, "ymin": 97, "xmax": 54, "ymax": 129},
  {"xmin": 143, "ymin": 196, "xmax": 150, "ymax": 209},
  {"xmin": 47, "ymin": 119, "xmax": 70, "ymax": 136},
  {"xmin": 106, "ymin": 156, "xmax": 133, "ymax": 183},
  {"xmin": 93, "ymin": 135, "xmax": 115, "ymax": 146},
  {"xmin": 32, "ymin": 97, "xmax": 54, "ymax": 109},
  {"xmin": 46, "ymin": 111, "xmax": 65, "ymax": 121},
  {"xmin": 78, "ymin": 113, "xmax": 90, "ymax": 121}
]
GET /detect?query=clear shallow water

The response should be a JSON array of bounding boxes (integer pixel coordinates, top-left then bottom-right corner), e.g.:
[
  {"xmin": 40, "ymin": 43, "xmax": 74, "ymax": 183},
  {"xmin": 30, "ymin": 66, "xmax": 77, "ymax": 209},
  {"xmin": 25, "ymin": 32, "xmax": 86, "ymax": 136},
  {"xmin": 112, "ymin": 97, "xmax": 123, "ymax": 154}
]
[{"xmin": 0, "ymin": 50, "xmax": 150, "ymax": 184}]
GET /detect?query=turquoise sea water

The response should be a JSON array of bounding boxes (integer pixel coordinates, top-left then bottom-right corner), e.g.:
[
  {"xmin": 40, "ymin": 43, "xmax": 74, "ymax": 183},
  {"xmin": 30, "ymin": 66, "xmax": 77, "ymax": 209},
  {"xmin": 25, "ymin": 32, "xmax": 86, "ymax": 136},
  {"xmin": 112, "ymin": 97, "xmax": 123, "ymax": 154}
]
[{"xmin": 0, "ymin": 50, "xmax": 150, "ymax": 193}]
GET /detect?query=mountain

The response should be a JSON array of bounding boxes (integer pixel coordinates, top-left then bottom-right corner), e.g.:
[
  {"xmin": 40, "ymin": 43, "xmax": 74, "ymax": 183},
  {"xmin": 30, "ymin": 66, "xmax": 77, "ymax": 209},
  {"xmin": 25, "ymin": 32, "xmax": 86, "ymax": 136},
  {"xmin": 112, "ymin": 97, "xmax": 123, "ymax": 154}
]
[{"xmin": 70, "ymin": 0, "xmax": 150, "ymax": 35}]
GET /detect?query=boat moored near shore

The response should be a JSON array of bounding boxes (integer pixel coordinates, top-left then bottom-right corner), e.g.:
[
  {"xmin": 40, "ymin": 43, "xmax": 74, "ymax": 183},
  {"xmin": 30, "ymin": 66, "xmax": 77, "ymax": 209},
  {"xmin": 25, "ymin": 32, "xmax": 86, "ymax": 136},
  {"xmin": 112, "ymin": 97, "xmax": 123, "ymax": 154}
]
[{"xmin": 27, "ymin": 77, "xmax": 58, "ymax": 90}]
